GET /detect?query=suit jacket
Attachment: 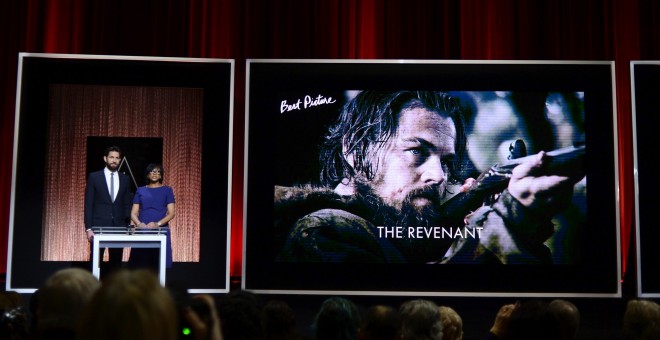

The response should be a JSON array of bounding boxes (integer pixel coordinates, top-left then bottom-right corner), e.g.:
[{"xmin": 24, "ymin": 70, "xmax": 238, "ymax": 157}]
[{"xmin": 84, "ymin": 169, "xmax": 133, "ymax": 230}]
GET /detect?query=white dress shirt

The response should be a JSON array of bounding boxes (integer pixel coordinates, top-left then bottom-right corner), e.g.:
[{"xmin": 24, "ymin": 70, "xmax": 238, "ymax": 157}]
[{"xmin": 103, "ymin": 167, "xmax": 119, "ymax": 202}]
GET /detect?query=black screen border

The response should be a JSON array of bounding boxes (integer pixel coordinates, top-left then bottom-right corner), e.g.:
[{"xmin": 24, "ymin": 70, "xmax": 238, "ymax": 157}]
[
  {"xmin": 243, "ymin": 59, "xmax": 621, "ymax": 297},
  {"xmin": 631, "ymin": 61, "xmax": 660, "ymax": 298},
  {"xmin": 7, "ymin": 53, "xmax": 234, "ymax": 293}
]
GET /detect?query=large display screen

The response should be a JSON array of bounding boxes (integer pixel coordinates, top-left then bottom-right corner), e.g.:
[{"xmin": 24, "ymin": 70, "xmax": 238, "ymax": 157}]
[
  {"xmin": 8, "ymin": 53, "xmax": 234, "ymax": 293},
  {"xmin": 243, "ymin": 60, "xmax": 620, "ymax": 296},
  {"xmin": 632, "ymin": 61, "xmax": 660, "ymax": 298}
]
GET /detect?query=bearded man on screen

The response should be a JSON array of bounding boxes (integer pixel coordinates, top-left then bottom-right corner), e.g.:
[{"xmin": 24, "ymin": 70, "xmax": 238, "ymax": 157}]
[{"xmin": 275, "ymin": 91, "xmax": 584, "ymax": 264}]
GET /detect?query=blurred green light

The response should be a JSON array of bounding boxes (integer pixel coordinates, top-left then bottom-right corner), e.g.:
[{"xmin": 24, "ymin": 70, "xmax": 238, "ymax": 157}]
[{"xmin": 182, "ymin": 327, "xmax": 192, "ymax": 336}]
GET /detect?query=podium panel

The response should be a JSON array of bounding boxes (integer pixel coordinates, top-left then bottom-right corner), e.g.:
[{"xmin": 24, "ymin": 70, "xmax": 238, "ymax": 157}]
[{"xmin": 92, "ymin": 227, "xmax": 167, "ymax": 285}]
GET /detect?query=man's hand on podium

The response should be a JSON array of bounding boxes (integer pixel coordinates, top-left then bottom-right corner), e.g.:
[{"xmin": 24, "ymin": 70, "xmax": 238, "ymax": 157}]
[{"xmin": 86, "ymin": 229, "xmax": 94, "ymax": 242}]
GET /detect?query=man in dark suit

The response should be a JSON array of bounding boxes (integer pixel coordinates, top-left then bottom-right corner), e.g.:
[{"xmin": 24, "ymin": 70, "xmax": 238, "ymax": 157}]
[{"xmin": 84, "ymin": 145, "xmax": 133, "ymax": 275}]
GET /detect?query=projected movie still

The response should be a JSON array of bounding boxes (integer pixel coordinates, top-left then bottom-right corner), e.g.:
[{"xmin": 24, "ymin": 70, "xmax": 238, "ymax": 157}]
[{"xmin": 243, "ymin": 60, "xmax": 620, "ymax": 296}]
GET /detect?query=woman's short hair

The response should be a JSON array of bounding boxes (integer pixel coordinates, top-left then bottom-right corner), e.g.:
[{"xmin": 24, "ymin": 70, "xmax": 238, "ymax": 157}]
[{"xmin": 144, "ymin": 163, "xmax": 164, "ymax": 184}]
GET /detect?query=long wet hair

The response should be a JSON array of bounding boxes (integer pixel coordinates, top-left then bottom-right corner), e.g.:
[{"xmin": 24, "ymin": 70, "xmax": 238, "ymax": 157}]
[{"xmin": 319, "ymin": 91, "xmax": 468, "ymax": 187}]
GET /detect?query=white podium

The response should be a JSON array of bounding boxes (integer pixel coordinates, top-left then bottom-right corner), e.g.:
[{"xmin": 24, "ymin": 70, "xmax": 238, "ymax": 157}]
[{"xmin": 91, "ymin": 228, "xmax": 167, "ymax": 285}]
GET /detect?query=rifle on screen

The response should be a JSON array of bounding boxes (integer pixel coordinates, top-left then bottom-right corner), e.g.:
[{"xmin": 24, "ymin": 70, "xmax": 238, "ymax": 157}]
[{"xmin": 438, "ymin": 140, "xmax": 586, "ymax": 226}]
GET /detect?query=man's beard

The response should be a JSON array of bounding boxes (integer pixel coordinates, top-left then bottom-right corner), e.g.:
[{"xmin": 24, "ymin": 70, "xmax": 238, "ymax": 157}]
[
  {"xmin": 353, "ymin": 182, "xmax": 446, "ymax": 228},
  {"xmin": 353, "ymin": 181, "xmax": 455, "ymax": 262},
  {"xmin": 106, "ymin": 163, "xmax": 118, "ymax": 171}
]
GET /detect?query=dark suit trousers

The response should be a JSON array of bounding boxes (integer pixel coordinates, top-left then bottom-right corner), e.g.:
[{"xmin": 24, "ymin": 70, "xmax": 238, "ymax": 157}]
[{"xmin": 90, "ymin": 243, "xmax": 124, "ymax": 279}]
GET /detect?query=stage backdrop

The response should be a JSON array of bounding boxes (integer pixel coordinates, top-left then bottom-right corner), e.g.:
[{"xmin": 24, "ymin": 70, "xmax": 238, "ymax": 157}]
[{"xmin": 1, "ymin": 0, "xmax": 658, "ymax": 286}]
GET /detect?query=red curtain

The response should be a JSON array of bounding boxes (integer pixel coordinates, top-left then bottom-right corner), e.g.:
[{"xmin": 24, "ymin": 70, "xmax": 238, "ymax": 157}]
[{"xmin": 1, "ymin": 0, "xmax": 657, "ymax": 280}]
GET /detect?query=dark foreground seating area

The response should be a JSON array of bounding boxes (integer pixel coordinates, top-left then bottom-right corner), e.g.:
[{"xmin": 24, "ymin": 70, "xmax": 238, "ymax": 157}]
[{"xmin": 0, "ymin": 269, "xmax": 658, "ymax": 340}]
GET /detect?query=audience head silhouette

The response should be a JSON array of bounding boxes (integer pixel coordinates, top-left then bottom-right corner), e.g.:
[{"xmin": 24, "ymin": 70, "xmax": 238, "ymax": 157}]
[
  {"xmin": 548, "ymin": 299, "xmax": 580, "ymax": 340},
  {"xmin": 358, "ymin": 304, "xmax": 400, "ymax": 340},
  {"xmin": 312, "ymin": 297, "xmax": 361, "ymax": 340},
  {"xmin": 37, "ymin": 268, "xmax": 100, "ymax": 338},
  {"xmin": 399, "ymin": 299, "xmax": 442, "ymax": 340},
  {"xmin": 262, "ymin": 299, "xmax": 303, "ymax": 340},
  {"xmin": 76, "ymin": 269, "xmax": 178, "ymax": 340},
  {"xmin": 622, "ymin": 299, "xmax": 660, "ymax": 340},
  {"xmin": 439, "ymin": 305, "xmax": 463, "ymax": 340},
  {"xmin": 0, "ymin": 291, "xmax": 29, "ymax": 340},
  {"xmin": 216, "ymin": 290, "xmax": 264, "ymax": 340},
  {"xmin": 505, "ymin": 299, "xmax": 562, "ymax": 340}
]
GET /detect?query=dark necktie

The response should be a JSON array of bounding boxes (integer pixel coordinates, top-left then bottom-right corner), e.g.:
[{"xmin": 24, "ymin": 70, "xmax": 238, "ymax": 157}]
[{"xmin": 111, "ymin": 172, "xmax": 115, "ymax": 202}]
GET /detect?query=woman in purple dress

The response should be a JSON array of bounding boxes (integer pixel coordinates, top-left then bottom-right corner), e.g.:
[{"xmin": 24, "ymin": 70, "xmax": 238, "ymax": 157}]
[{"xmin": 129, "ymin": 163, "xmax": 175, "ymax": 270}]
